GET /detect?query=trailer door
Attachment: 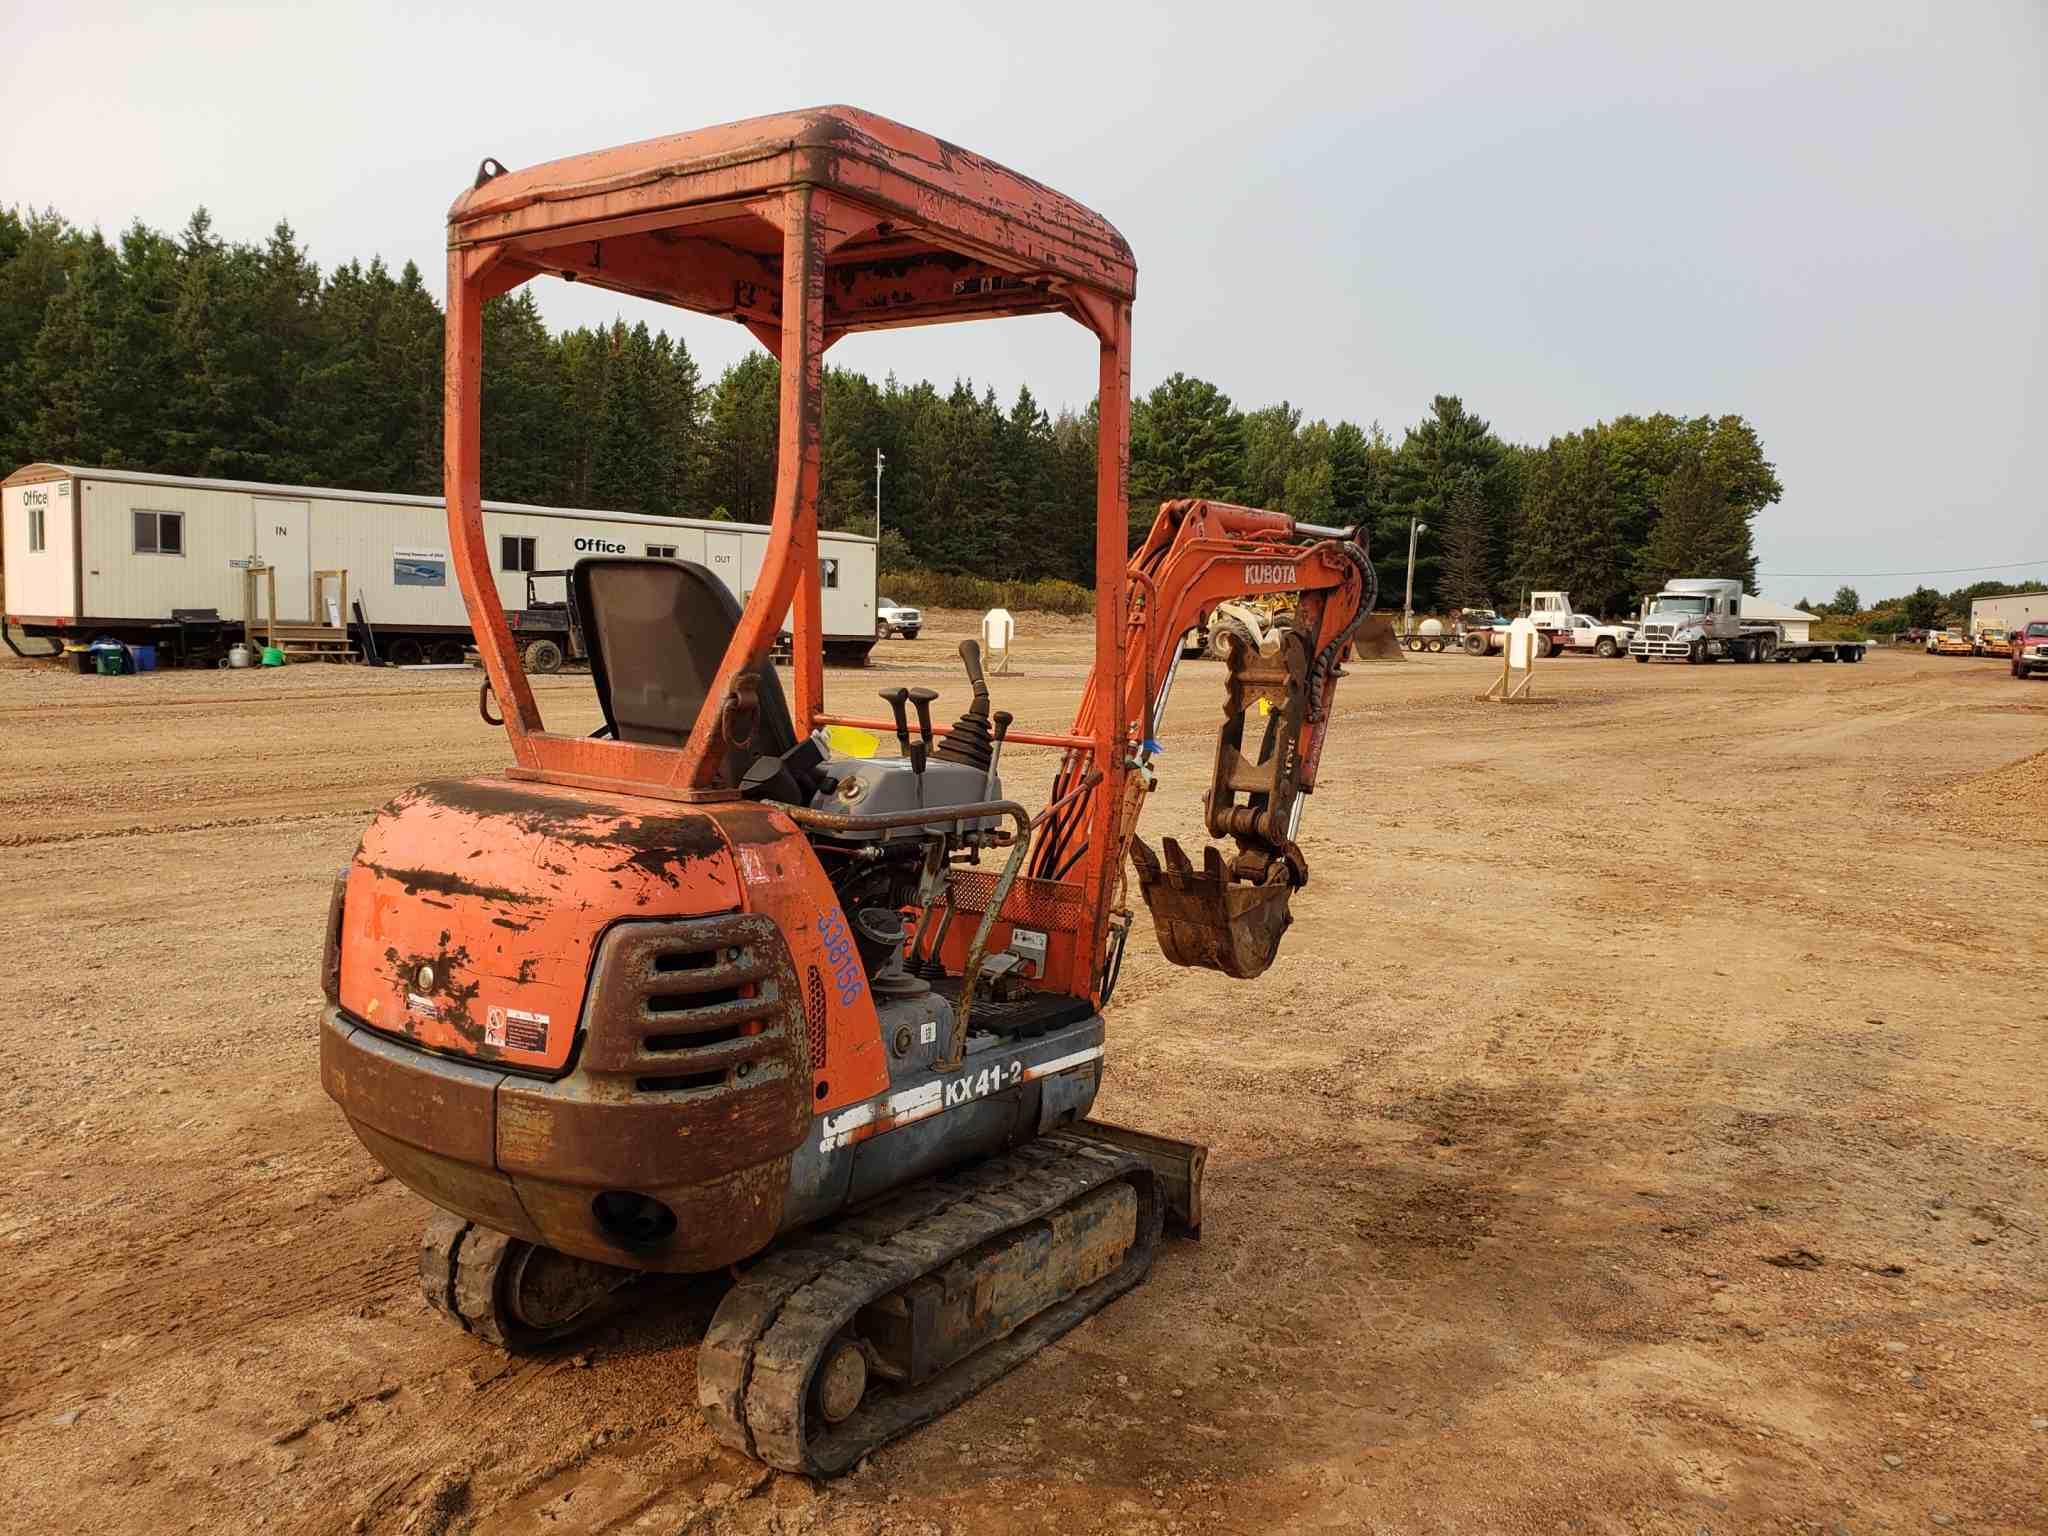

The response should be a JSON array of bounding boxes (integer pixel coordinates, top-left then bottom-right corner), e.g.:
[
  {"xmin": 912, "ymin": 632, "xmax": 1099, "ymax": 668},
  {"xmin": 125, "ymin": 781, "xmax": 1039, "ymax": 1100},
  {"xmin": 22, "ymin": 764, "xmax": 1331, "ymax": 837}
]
[
  {"xmin": 255, "ymin": 498, "xmax": 311, "ymax": 620},
  {"xmin": 704, "ymin": 528, "xmax": 744, "ymax": 604}
]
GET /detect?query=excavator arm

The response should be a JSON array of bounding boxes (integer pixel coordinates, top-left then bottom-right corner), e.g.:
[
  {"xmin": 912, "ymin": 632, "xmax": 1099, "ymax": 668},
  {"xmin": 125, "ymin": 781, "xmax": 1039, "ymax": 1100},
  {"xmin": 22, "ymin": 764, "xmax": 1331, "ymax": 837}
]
[{"xmin": 1036, "ymin": 498, "xmax": 1376, "ymax": 982}]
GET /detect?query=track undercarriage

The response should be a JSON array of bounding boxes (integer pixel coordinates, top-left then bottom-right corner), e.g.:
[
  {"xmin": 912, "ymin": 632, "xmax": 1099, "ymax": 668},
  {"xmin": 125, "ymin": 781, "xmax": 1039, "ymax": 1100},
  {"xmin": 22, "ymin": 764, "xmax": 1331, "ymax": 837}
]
[{"xmin": 414, "ymin": 1128, "xmax": 1190, "ymax": 1475}]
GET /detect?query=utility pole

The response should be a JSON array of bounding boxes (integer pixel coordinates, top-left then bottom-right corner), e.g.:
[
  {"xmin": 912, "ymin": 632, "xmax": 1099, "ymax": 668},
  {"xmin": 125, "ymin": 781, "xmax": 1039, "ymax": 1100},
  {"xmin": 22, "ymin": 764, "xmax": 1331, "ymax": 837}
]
[
  {"xmin": 1403, "ymin": 517, "xmax": 1427, "ymax": 633},
  {"xmin": 874, "ymin": 448, "xmax": 886, "ymax": 544}
]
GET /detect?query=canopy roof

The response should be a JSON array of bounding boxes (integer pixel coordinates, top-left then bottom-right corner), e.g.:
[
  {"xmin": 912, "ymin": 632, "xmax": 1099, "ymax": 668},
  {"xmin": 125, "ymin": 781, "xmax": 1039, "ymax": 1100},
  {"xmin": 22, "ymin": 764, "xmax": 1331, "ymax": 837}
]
[{"xmin": 448, "ymin": 106, "xmax": 1135, "ymax": 340}]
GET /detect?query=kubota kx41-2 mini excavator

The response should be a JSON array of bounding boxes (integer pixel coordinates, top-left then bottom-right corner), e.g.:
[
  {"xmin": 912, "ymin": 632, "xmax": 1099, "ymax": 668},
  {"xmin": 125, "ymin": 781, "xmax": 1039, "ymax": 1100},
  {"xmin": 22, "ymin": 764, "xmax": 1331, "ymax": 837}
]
[{"xmin": 320, "ymin": 107, "xmax": 1376, "ymax": 1475}]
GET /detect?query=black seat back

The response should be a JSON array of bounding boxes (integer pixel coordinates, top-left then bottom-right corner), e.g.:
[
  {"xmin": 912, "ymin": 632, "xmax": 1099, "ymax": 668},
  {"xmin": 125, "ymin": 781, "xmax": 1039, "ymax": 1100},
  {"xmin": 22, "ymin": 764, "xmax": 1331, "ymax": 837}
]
[{"xmin": 572, "ymin": 557, "xmax": 797, "ymax": 782}]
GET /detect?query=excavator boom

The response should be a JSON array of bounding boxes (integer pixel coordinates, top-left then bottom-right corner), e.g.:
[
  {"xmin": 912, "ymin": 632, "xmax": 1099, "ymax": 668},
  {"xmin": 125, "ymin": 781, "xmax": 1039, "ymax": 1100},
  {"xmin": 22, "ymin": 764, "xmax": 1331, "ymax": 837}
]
[{"xmin": 1042, "ymin": 497, "xmax": 1376, "ymax": 981}]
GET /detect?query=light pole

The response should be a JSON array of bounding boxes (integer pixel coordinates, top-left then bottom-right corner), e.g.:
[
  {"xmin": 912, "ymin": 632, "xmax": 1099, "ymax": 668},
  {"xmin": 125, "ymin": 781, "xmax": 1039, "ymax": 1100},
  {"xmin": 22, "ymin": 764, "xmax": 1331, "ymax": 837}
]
[
  {"xmin": 1403, "ymin": 517, "xmax": 1427, "ymax": 633},
  {"xmin": 874, "ymin": 448, "xmax": 886, "ymax": 543}
]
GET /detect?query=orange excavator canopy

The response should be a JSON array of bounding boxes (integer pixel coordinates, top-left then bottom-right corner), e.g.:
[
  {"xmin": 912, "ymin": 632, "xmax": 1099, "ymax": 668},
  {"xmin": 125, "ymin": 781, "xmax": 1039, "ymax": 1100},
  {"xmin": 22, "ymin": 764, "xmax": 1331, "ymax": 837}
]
[
  {"xmin": 442, "ymin": 107, "xmax": 1136, "ymax": 966},
  {"xmin": 448, "ymin": 106, "xmax": 1136, "ymax": 345}
]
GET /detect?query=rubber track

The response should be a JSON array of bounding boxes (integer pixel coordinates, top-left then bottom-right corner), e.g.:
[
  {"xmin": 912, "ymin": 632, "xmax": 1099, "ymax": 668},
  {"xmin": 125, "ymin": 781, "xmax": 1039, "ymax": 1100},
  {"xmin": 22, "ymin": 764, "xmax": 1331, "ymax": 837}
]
[
  {"xmin": 698, "ymin": 1133, "xmax": 1163, "ymax": 1476},
  {"xmin": 418, "ymin": 1212, "xmax": 519, "ymax": 1346},
  {"xmin": 418, "ymin": 1210, "xmax": 469, "ymax": 1327}
]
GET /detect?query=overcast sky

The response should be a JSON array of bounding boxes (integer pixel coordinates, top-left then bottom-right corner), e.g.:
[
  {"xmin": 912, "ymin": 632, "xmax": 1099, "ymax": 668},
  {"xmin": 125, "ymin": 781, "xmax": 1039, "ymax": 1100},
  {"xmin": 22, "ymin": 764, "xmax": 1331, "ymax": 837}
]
[{"xmin": 5, "ymin": 1, "xmax": 2041, "ymax": 602}]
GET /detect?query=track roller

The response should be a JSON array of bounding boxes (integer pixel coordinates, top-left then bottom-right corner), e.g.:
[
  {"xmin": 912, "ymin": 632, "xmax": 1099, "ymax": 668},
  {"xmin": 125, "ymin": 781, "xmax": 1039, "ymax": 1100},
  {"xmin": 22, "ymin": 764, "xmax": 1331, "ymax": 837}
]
[
  {"xmin": 418, "ymin": 1210, "xmax": 635, "ymax": 1350},
  {"xmin": 698, "ymin": 1133, "xmax": 1163, "ymax": 1476}
]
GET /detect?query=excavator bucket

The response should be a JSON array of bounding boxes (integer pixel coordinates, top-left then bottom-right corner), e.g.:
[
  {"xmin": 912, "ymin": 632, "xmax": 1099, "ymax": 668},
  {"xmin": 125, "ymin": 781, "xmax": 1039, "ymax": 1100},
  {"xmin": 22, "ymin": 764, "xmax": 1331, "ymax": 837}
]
[
  {"xmin": 1131, "ymin": 838, "xmax": 1294, "ymax": 980},
  {"xmin": 1131, "ymin": 622, "xmax": 1328, "ymax": 979},
  {"xmin": 1351, "ymin": 612, "xmax": 1405, "ymax": 661}
]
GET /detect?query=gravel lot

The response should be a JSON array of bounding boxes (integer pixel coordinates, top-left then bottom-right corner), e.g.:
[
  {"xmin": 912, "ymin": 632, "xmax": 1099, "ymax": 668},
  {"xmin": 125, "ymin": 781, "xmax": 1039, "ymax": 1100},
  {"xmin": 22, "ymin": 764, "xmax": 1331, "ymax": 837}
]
[{"xmin": 1, "ymin": 624, "xmax": 2042, "ymax": 1535}]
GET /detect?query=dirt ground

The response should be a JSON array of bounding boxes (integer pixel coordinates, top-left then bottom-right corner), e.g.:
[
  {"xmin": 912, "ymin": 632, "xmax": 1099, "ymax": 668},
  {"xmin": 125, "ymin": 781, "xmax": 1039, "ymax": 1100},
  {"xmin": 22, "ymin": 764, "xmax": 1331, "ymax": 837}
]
[{"xmin": 1, "ymin": 619, "xmax": 2042, "ymax": 1536}]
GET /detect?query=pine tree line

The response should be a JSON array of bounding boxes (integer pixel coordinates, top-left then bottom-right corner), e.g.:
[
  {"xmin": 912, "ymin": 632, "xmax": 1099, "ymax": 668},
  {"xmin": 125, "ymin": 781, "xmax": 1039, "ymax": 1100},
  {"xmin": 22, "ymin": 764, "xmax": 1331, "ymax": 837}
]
[{"xmin": 5, "ymin": 205, "xmax": 1788, "ymax": 610}]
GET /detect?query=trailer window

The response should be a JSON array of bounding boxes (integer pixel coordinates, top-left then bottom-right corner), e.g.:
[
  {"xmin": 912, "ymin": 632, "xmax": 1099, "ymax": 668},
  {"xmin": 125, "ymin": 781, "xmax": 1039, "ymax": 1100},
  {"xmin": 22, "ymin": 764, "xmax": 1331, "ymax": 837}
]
[
  {"xmin": 134, "ymin": 509, "xmax": 183, "ymax": 555},
  {"xmin": 27, "ymin": 505, "xmax": 44, "ymax": 551},
  {"xmin": 501, "ymin": 535, "xmax": 537, "ymax": 573},
  {"xmin": 645, "ymin": 544, "xmax": 677, "ymax": 559},
  {"xmin": 821, "ymin": 557, "xmax": 839, "ymax": 590}
]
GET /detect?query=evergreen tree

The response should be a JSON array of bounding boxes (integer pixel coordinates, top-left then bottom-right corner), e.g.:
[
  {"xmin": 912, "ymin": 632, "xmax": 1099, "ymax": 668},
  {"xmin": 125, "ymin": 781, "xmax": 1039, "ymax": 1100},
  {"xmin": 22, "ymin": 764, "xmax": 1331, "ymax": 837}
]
[
  {"xmin": 1636, "ymin": 450, "xmax": 1757, "ymax": 591},
  {"xmin": 702, "ymin": 351, "xmax": 780, "ymax": 522},
  {"xmin": 26, "ymin": 230, "xmax": 122, "ymax": 465},
  {"xmin": 649, "ymin": 330, "xmax": 703, "ymax": 515},
  {"xmin": 1381, "ymin": 395, "xmax": 1502, "ymax": 610},
  {"xmin": 0, "ymin": 209, "xmax": 84, "ymax": 467},
  {"xmin": 480, "ymin": 289, "xmax": 565, "ymax": 504},
  {"xmin": 1437, "ymin": 470, "xmax": 1493, "ymax": 611},
  {"xmin": 1903, "ymin": 586, "xmax": 1944, "ymax": 629},
  {"xmin": 1129, "ymin": 372, "xmax": 1244, "ymax": 533},
  {"xmin": 1239, "ymin": 401, "xmax": 1303, "ymax": 510},
  {"xmin": 818, "ymin": 366, "xmax": 886, "ymax": 533},
  {"xmin": 590, "ymin": 322, "xmax": 663, "ymax": 512},
  {"xmin": 1280, "ymin": 419, "xmax": 1335, "ymax": 523},
  {"xmin": 1325, "ymin": 419, "xmax": 1375, "ymax": 525},
  {"xmin": 386, "ymin": 260, "xmax": 444, "ymax": 495},
  {"xmin": 997, "ymin": 384, "xmax": 1057, "ymax": 576},
  {"xmin": 1048, "ymin": 402, "xmax": 1100, "ymax": 582},
  {"xmin": 1515, "ymin": 429, "xmax": 1626, "ymax": 613},
  {"xmin": 0, "ymin": 198, "xmax": 1807, "ymax": 606}
]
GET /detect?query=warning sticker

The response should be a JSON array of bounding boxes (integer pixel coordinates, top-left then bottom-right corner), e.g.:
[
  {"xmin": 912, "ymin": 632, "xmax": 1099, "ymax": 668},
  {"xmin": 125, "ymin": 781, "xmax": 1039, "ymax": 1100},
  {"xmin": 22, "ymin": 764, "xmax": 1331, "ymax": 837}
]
[{"xmin": 486, "ymin": 1005, "xmax": 550, "ymax": 1052}]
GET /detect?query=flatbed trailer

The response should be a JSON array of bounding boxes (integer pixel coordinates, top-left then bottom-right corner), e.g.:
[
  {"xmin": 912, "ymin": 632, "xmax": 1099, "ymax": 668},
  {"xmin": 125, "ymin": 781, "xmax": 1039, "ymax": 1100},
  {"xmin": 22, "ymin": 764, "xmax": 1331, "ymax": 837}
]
[
  {"xmin": 1632, "ymin": 632, "xmax": 1866, "ymax": 664},
  {"xmin": 1768, "ymin": 638, "xmax": 1867, "ymax": 663}
]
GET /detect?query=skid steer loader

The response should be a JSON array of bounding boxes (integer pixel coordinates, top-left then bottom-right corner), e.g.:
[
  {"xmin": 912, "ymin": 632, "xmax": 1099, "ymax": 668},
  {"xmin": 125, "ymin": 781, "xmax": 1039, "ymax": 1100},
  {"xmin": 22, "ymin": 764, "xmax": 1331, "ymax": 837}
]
[{"xmin": 320, "ymin": 106, "xmax": 1374, "ymax": 1475}]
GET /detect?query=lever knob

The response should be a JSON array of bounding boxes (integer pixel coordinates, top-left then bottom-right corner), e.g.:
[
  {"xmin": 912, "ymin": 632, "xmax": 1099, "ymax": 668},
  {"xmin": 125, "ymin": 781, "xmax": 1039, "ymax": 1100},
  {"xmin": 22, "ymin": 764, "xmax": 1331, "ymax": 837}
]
[
  {"xmin": 958, "ymin": 639, "xmax": 987, "ymax": 699},
  {"xmin": 906, "ymin": 686, "xmax": 939, "ymax": 746},
  {"xmin": 879, "ymin": 688, "xmax": 912, "ymax": 755}
]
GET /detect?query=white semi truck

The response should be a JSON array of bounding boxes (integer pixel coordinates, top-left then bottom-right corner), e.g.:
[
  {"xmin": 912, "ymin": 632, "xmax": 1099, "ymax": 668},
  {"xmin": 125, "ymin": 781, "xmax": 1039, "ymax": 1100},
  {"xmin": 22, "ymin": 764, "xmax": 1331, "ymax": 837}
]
[
  {"xmin": 1629, "ymin": 578, "xmax": 1867, "ymax": 665},
  {"xmin": 1526, "ymin": 591, "xmax": 1635, "ymax": 658}
]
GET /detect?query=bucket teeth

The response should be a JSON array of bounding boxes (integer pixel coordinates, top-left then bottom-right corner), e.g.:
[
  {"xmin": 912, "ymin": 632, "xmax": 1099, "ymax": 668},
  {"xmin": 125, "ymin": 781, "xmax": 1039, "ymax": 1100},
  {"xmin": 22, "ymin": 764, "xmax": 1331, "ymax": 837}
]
[{"xmin": 1131, "ymin": 837, "xmax": 1295, "ymax": 980}]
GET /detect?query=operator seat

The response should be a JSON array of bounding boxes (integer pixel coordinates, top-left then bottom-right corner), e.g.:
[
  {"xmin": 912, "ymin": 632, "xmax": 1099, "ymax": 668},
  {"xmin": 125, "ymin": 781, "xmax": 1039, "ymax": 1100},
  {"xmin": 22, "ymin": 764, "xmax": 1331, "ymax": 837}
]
[{"xmin": 572, "ymin": 557, "xmax": 798, "ymax": 784}]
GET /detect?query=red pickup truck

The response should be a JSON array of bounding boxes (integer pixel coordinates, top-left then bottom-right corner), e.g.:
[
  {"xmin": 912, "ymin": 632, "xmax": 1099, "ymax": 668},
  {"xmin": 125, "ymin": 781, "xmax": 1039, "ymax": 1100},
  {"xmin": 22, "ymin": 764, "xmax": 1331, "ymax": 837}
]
[{"xmin": 2012, "ymin": 621, "xmax": 2048, "ymax": 680}]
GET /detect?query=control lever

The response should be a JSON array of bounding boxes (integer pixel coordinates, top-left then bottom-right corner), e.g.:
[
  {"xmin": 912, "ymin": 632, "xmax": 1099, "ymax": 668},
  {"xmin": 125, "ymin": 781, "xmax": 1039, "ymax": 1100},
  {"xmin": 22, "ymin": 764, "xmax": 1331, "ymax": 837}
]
[
  {"xmin": 905, "ymin": 687, "xmax": 938, "ymax": 778},
  {"xmin": 958, "ymin": 639, "xmax": 989, "ymax": 703},
  {"xmin": 880, "ymin": 688, "xmax": 913, "ymax": 761},
  {"xmin": 935, "ymin": 640, "xmax": 997, "ymax": 770},
  {"xmin": 984, "ymin": 709, "xmax": 1014, "ymax": 798}
]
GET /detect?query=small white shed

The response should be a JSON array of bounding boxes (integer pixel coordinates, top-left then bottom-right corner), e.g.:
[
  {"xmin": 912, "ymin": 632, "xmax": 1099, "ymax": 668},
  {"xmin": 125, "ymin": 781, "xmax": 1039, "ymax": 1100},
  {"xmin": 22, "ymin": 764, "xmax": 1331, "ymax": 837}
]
[{"xmin": 1741, "ymin": 597, "xmax": 1820, "ymax": 643}]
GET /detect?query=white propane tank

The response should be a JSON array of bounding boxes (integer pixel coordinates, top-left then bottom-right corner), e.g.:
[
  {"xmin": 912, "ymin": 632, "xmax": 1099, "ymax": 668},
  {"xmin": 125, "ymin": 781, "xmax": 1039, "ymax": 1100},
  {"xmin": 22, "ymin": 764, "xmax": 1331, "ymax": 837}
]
[
  {"xmin": 227, "ymin": 644, "xmax": 254, "ymax": 669},
  {"xmin": 1419, "ymin": 617, "xmax": 1444, "ymax": 638},
  {"xmin": 981, "ymin": 607, "xmax": 1015, "ymax": 673}
]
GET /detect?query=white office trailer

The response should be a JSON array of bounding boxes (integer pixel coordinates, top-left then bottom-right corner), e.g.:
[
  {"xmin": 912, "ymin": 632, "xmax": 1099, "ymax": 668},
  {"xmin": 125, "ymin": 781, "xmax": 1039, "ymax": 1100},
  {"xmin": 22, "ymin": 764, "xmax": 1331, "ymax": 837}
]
[{"xmin": 1, "ymin": 464, "xmax": 880, "ymax": 663}]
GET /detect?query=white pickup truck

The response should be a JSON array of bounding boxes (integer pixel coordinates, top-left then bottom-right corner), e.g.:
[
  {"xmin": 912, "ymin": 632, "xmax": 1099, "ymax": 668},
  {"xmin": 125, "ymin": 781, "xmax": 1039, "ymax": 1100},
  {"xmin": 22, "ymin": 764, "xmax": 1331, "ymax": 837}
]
[{"xmin": 1527, "ymin": 591, "xmax": 1634, "ymax": 658}]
